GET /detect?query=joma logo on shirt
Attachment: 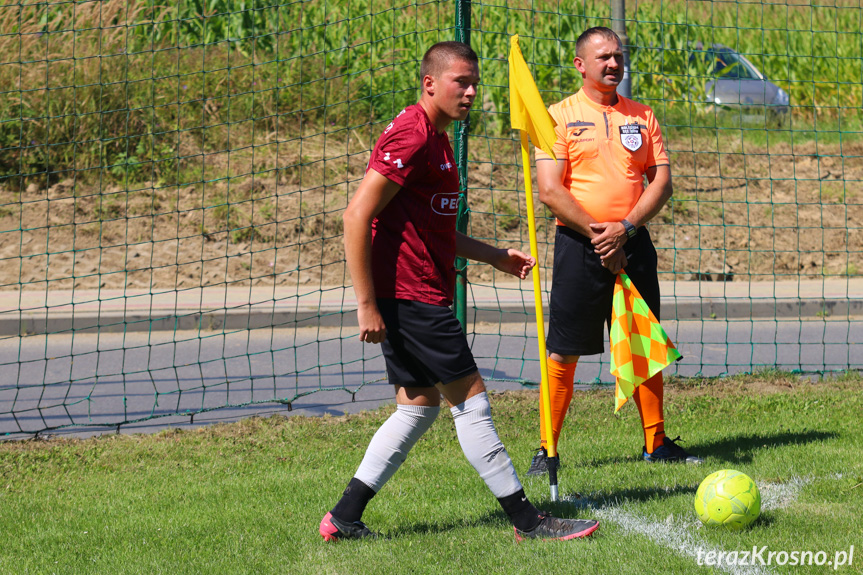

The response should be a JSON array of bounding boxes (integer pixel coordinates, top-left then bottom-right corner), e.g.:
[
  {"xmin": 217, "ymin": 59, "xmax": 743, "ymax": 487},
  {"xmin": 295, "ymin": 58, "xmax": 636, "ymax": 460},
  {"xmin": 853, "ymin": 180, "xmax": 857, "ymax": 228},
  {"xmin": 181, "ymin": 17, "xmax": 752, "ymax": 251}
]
[
  {"xmin": 566, "ymin": 121, "xmax": 594, "ymax": 138},
  {"xmin": 432, "ymin": 193, "xmax": 460, "ymax": 215}
]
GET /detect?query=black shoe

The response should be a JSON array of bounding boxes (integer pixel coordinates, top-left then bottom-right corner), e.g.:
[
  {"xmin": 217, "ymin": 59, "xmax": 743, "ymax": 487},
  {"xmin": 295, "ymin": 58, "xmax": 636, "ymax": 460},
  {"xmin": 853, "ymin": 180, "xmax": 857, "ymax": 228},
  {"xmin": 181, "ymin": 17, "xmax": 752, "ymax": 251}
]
[
  {"xmin": 514, "ymin": 512, "xmax": 599, "ymax": 541},
  {"xmin": 526, "ymin": 447, "xmax": 549, "ymax": 476},
  {"xmin": 643, "ymin": 436, "xmax": 703, "ymax": 464},
  {"xmin": 320, "ymin": 512, "xmax": 377, "ymax": 541}
]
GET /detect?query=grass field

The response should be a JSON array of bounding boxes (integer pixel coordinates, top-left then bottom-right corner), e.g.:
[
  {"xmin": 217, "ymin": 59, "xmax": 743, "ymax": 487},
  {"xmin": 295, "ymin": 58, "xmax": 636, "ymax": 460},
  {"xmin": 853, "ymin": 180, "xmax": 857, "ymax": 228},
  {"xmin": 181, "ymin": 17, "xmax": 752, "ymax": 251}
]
[{"xmin": 2, "ymin": 373, "xmax": 861, "ymax": 574}]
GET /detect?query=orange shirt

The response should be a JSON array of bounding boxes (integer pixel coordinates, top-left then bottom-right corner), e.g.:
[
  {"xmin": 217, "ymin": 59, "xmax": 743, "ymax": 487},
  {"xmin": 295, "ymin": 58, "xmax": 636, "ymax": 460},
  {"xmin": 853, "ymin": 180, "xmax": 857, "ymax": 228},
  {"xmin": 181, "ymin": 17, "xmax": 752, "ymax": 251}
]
[{"xmin": 535, "ymin": 89, "xmax": 669, "ymax": 224}]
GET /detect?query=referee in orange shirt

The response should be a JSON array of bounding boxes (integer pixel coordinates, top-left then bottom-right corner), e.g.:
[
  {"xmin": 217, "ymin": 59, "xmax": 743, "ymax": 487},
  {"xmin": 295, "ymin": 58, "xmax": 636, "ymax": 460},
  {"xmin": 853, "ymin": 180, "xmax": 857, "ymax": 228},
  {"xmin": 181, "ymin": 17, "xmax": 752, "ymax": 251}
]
[{"xmin": 527, "ymin": 26, "xmax": 703, "ymax": 475}]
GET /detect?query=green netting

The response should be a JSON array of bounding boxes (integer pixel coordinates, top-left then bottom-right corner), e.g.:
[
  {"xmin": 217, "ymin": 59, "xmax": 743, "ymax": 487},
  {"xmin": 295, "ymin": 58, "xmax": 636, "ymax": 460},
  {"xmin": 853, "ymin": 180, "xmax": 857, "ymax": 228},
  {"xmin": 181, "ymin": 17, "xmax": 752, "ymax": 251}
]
[
  {"xmin": 1, "ymin": 0, "xmax": 861, "ymax": 437},
  {"xmin": 465, "ymin": 0, "xmax": 863, "ymax": 384}
]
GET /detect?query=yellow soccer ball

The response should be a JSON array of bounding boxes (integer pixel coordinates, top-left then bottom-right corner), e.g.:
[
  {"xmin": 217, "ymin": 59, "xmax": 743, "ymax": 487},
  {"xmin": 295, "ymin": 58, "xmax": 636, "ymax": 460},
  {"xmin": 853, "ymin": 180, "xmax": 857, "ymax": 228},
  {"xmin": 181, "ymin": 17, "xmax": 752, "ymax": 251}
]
[{"xmin": 694, "ymin": 469, "xmax": 761, "ymax": 530}]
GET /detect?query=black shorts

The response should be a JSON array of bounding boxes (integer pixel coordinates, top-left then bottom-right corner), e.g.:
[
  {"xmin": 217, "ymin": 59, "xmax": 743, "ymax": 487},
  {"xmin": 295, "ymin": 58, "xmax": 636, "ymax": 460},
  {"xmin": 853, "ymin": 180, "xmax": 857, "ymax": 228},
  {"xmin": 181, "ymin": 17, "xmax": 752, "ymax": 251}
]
[
  {"xmin": 377, "ymin": 298, "xmax": 478, "ymax": 388},
  {"xmin": 546, "ymin": 225, "xmax": 661, "ymax": 357}
]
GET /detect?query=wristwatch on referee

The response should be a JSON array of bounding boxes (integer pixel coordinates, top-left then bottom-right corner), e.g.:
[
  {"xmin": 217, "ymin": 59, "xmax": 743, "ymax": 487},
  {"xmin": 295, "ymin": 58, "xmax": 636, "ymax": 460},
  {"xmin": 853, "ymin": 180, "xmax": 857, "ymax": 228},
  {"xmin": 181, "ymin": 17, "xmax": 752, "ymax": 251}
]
[{"xmin": 621, "ymin": 219, "xmax": 637, "ymax": 240}]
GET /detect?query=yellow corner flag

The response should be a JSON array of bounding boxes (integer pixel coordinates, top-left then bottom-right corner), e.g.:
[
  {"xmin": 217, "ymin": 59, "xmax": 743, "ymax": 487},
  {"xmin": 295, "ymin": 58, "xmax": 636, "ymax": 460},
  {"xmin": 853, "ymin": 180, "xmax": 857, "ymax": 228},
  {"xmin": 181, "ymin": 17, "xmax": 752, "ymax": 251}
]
[
  {"xmin": 508, "ymin": 35, "xmax": 557, "ymax": 159},
  {"xmin": 508, "ymin": 34, "xmax": 561, "ymax": 500},
  {"xmin": 610, "ymin": 272, "xmax": 682, "ymax": 412}
]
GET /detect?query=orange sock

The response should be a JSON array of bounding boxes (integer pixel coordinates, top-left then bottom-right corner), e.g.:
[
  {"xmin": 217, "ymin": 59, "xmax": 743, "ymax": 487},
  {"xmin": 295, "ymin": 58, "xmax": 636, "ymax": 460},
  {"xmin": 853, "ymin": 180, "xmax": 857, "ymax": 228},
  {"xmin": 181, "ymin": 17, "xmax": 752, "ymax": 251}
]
[
  {"xmin": 633, "ymin": 372, "xmax": 665, "ymax": 453},
  {"xmin": 539, "ymin": 357, "xmax": 576, "ymax": 451}
]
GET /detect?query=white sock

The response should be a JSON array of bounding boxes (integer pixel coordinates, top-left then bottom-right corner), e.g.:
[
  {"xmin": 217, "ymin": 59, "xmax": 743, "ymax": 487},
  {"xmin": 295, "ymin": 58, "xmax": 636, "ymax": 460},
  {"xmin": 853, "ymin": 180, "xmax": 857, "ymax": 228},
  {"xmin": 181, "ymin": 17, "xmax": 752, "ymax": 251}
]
[
  {"xmin": 354, "ymin": 403, "xmax": 440, "ymax": 492},
  {"xmin": 450, "ymin": 392, "xmax": 522, "ymax": 498}
]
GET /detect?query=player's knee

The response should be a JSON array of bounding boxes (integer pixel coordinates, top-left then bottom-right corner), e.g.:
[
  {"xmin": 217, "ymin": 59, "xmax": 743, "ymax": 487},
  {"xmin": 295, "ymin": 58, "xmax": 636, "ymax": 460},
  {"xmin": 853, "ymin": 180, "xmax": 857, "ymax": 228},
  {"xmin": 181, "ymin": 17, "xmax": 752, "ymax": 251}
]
[
  {"xmin": 396, "ymin": 385, "xmax": 442, "ymax": 407},
  {"xmin": 549, "ymin": 353, "xmax": 579, "ymax": 364},
  {"xmin": 439, "ymin": 371, "xmax": 485, "ymax": 407}
]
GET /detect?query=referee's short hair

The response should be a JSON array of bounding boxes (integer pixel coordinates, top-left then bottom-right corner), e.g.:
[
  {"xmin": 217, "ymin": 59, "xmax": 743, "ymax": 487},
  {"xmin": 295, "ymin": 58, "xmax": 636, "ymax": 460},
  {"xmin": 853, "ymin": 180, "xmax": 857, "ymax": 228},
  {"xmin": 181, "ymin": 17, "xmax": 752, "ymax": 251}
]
[
  {"xmin": 420, "ymin": 41, "xmax": 478, "ymax": 81},
  {"xmin": 575, "ymin": 26, "xmax": 621, "ymax": 58}
]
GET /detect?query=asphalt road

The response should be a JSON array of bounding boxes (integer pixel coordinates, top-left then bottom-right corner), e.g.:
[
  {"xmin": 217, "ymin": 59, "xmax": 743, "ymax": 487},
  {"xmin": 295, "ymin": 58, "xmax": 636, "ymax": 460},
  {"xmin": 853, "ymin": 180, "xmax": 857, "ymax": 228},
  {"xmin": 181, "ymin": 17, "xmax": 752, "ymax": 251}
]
[{"xmin": 2, "ymin": 317, "xmax": 861, "ymax": 439}]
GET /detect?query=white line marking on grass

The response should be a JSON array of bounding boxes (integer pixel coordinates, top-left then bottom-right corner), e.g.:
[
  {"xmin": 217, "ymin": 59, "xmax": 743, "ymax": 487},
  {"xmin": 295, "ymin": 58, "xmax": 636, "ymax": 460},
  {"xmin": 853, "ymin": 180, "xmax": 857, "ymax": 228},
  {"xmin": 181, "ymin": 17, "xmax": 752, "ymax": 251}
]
[
  {"xmin": 589, "ymin": 505, "xmax": 773, "ymax": 575},
  {"xmin": 759, "ymin": 476, "xmax": 810, "ymax": 511},
  {"xmin": 564, "ymin": 477, "xmax": 810, "ymax": 575}
]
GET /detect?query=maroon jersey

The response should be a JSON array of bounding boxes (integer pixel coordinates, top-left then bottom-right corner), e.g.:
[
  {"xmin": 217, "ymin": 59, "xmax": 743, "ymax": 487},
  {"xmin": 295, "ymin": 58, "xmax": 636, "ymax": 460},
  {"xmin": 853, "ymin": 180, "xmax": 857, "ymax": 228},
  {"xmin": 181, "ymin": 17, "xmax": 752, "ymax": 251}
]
[{"xmin": 368, "ymin": 104, "xmax": 460, "ymax": 306}]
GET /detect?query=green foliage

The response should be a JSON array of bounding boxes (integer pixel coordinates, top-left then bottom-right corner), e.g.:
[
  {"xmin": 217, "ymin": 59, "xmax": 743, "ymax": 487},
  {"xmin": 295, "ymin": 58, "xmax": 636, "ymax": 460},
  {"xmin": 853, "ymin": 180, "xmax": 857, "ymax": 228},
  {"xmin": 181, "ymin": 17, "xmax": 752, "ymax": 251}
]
[
  {"xmin": 628, "ymin": 1, "xmax": 862, "ymax": 113},
  {"xmin": 0, "ymin": 0, "xmax": 859, "ymax": 190},
  {"xmin": 0, "ymin": 0, "xmax": 448, "ymax": 187},
  {"xmin": 490, "ymin": 196, "xmax": 519, "ymax": 231}
]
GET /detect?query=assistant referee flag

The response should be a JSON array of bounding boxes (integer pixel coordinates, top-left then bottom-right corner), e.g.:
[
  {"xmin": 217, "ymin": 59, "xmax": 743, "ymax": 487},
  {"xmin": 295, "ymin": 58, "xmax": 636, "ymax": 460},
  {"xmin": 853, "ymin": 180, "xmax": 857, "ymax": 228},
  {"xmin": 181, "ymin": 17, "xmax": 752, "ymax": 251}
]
[{"xmin": 610, "ymin": 272, "xmax": 682, "ymax": 413}]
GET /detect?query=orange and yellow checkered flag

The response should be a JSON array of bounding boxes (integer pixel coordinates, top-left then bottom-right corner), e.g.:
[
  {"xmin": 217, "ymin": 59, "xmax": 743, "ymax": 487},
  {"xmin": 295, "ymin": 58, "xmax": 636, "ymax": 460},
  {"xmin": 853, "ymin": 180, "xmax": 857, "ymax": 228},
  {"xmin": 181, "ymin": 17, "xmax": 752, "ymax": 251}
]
[{"xmin": 610, "ymin": 272, "xmax": 682, "ymax": 412}]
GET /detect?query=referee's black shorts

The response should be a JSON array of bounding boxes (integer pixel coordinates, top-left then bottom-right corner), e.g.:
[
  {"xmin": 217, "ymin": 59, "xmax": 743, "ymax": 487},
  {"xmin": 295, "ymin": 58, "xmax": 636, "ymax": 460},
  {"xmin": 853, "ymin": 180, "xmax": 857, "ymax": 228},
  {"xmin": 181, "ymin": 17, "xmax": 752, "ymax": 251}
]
[
  {"xmin": 546, "ymin": 225, "xmax": 661, "ymax": 357},
  {"xmin": 377, "ymin": 298, "xmax": 478, "ymax": 388}
]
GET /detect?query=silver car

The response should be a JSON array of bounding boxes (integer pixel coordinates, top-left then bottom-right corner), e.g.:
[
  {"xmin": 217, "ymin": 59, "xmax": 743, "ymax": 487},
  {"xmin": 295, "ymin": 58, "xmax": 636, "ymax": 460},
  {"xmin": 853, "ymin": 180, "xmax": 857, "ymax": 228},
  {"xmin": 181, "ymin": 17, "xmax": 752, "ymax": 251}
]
[{"xmin": 693, "ymin": 44, "xmax": 790, "ymax": 119}]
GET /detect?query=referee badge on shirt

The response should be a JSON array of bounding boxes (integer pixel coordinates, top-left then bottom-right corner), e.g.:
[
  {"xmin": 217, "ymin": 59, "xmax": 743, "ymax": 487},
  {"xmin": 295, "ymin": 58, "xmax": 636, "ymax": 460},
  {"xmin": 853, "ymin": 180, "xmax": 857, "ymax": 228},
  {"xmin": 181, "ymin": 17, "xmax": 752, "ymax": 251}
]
[{"xmin": 619, "ymin": 124, "xmax": 643, "ymax": 152}]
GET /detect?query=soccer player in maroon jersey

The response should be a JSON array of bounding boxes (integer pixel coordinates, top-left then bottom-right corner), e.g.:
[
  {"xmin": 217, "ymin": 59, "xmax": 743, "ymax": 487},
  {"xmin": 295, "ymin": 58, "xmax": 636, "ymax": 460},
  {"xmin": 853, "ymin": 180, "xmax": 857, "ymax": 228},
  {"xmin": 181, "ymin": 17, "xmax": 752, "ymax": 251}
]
[{"xmin": 319, "ymin": 41, "xmax": 599, "ymax": 542}]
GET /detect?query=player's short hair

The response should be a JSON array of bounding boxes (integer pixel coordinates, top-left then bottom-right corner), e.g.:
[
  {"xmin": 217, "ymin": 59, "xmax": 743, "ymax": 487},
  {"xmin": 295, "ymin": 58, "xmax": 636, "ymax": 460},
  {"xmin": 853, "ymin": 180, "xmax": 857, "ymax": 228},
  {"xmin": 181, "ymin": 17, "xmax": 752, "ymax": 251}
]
[
  {"xmin": 420, "ymin": 41, "xmax": 478, "ymax": 81},
  {"xmin": 575, "ymin": 27, "xmax": 621, "ymax": 58}
]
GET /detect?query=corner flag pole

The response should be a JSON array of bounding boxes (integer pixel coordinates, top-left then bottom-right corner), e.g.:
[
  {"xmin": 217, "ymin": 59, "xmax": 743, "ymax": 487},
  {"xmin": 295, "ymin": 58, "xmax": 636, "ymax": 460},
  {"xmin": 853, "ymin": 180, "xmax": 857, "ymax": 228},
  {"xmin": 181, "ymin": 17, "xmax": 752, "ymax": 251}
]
[
  {"xmin": 509, "ymin": 34, "xmax": 560, "ymax": 501},
  {"xmin": 518, "ymin": 131, "xmax": 559, "ymax": 501}
]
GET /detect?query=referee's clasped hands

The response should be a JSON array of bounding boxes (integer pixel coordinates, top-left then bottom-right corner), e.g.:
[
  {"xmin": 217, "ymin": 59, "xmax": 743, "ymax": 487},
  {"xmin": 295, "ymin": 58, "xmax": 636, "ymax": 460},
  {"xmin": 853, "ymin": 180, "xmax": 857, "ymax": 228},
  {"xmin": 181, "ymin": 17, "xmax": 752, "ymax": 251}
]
[
  {"xmin": 589, "ymin": 221, "xmax": 627, "ymax": 256},
  {"xmin": 590, "ymin": 221, "xmax": 629, "ymax": 274}
]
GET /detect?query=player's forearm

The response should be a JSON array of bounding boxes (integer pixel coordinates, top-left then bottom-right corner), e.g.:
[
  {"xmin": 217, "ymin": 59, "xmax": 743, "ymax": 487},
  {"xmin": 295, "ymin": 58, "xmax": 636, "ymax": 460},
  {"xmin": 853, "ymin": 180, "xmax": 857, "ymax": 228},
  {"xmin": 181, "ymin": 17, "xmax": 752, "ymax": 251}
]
[
  {"xmin": 536, "ymin": 165, "xmax": 597, "ymax": 237},
  {"xmin": 455, "ymin": 231, "xmax": 502, "ymax": 265},
  {"xmin": 343, "ymin": 212, "xmax": 377, "ymax": 307},
  {"xmin": 539, "ymin": 184, "xmax": 597, "ymax": 238}
]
